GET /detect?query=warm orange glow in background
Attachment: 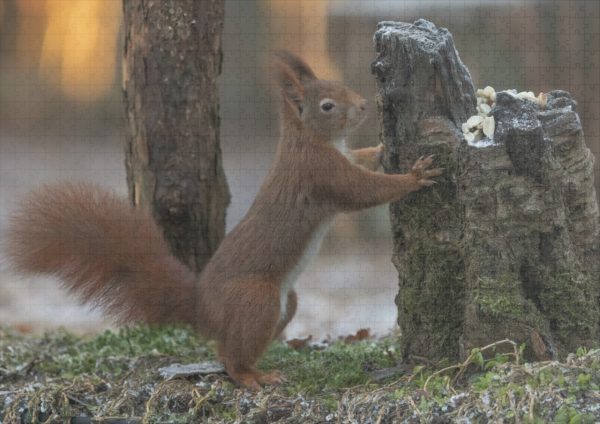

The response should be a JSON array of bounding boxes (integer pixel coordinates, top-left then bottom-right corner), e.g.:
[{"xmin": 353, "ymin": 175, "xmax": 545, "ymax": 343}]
[
  {"xmin": 265, "ymin": 0, "xmax": 341, "ymax": 81},
  {"xmin": 15, "ymin": 0, "xmax": 122, "ymax": 101},
  {"xmin": 10, "ymin": 0, "xmax": 340, "ymax": 100}
]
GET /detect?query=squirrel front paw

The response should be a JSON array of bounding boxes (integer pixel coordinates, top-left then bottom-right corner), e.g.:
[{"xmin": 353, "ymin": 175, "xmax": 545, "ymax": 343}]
[
  {"xmin": 375, "ymin": 143, "xmax": 385, "ymax": 163},
  {"xmin": 410, "ymin": 155, "xmax": 442, "ymax": 187},
  {"xmin": 351, "ymin": 143, "xmax": 385, "ymax": 171}
]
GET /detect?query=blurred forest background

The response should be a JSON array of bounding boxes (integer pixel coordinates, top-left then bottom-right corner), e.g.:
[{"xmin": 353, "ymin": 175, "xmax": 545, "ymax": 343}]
[{"xmin": 0, "ymin": 0, "xmax": 598, "ymax": 338}]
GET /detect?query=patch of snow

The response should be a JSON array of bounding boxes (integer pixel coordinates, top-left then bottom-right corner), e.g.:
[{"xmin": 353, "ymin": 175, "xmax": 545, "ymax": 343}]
[
  {"xmin": 467, "ymin": 136, "xmax": 495, "ymax": 148},
  {"xmin": 481, "ymin": 393, "xmax": 491, "ymax": 406},
  {"xmin": 450, "ymin": 393, "xmax": 467, "ymax": 408}
]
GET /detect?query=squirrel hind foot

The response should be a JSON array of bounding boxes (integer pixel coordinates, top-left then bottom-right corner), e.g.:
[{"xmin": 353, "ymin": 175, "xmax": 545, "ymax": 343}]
[
  {"xmin": 230, "ymin": 369, "xmax": 287, "ymax": 391},
  {"xmin": 258, "ymin": 370, "xmax": 287, "ymax": 386}
]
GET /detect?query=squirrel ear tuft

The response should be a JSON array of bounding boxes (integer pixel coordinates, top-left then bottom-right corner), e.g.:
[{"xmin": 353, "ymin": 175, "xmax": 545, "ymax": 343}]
[
  {"xmin": 274, "ymin": 51, "xmax": 318, "ymax": 85},
  {"xmin": 274, "ymin": 61, "xmax": 305, "ymax": 117}
]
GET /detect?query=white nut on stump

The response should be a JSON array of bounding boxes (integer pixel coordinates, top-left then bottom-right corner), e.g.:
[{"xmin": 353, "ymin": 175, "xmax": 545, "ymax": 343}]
[
  {"xmin": 483, "ymin": 86, "xmax": 495, "ymax": 98},
  {"xmin": 479, "ymin": 103, "xmax": 491, "ymax": 115},
  {"xmin": 467, "ymin": 115, "xmax": 485, "ymax": 127},
  {"xmin": 483, "ymin": 116, "xmax": 495, "ymax": 137},
  {"xmin": 538, "ymin": 92, "xmax": 547, "ymax": 109}
]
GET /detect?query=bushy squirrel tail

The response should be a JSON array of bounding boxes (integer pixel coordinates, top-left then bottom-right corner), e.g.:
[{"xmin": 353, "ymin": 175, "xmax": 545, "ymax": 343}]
[{"xmin": 2, "ymin": 181, "xmax": 198, "ymax": 327}]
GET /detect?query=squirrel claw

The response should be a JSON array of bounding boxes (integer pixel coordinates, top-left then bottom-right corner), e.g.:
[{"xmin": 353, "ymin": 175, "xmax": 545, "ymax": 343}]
[{"xmin": 411, "ymin": 155, "xmax": 441, "ymax": 187}]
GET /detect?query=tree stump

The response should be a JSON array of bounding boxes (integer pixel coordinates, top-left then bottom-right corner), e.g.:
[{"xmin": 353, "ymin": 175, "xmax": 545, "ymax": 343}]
[
  {"xmin": 122, "ymin": 0, "xmax": 231, "ymax": 273},
  {"xmin": 372, "ymin": 19, "xmax": 599, "ymax": 363}
]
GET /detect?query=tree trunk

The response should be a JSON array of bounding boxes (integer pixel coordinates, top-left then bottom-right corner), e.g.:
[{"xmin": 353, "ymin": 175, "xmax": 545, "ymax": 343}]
[
  {"xmin": 122, "ymin": 0, "xmax": 230, "ymax": 273},
  {"xmin": 372, "ymin": 19, "xmax": 600, "ymax": 364}
]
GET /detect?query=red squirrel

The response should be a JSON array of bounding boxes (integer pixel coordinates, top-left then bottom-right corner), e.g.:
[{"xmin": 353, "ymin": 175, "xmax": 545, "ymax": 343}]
[{"xmin": 2, "ymin": 51, "xmax": 441, "ymax": 390}]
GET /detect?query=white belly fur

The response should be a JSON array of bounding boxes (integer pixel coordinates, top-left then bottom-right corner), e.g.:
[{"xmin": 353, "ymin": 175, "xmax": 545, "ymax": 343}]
[
  {"xmin": 278, "ymin": 139, "xmax": 350, "ymax": 323},
  {"xmin": 334, "ymin": 138, "xmax": 352, "ymax": 161},
  {"xmin": 279, "ymin": 217, "xmax": 334, "ymax": 322}
]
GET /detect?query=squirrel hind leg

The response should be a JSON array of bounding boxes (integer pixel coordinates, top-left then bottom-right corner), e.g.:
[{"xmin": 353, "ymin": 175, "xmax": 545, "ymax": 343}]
[
  {"xmin": 219, "ymin": 336, "xmax": 288, "ymax": 390},
  {"xmin": 273, "ymin": 288, "xmax": 298, "ymax": 341},
  {"xmin": 214, "ymin": 280, "xmax": 286, "ymax": 389}
]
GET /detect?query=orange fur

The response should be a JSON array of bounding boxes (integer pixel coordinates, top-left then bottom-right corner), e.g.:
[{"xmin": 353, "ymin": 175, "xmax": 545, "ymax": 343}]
[
  {"xmin": 2, "ymin": 52, "xmax": 441, "ymax": 390},
  {"xmin": 350, "ymin": 143, "xmax": 385, "ymax": 171}
]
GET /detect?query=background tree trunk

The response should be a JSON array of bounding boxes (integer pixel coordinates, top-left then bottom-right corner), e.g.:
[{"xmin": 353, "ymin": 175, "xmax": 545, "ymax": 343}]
[
  {"xmin": 122, "ymin": 0, "xmax": 230, "ymax": 273},
  {"xmin": 372, "ymin": 19, "xmax": 600, "ymax": 364}
]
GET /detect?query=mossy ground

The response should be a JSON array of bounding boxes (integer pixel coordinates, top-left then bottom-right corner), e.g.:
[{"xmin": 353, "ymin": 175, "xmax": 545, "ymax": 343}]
[{"xmin": 1, "ymin": 326, "xmax": 599, "ymax": 423}]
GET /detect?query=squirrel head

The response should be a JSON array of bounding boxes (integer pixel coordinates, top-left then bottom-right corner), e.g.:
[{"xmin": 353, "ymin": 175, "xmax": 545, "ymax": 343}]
[{"xmin": 273, "ymin": 51, "xmax": 368, "ymax": 143}]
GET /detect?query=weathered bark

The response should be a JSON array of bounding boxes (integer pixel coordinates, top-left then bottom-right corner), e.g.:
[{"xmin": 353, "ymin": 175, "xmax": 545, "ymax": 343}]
[
  {"xmin": 459, "ymin": 90, "xmax": 600, "ymax": 360},
  {"xmin": 372, "ymin": 19, "xmax": 475, "ymax": 364},
  {"xmin": 372, "ymin": 19, "xmax": 600, "ymax": 364},
  {"xmin": 122, "ymin": 0, "xmax": 230, "ymax": 273}
]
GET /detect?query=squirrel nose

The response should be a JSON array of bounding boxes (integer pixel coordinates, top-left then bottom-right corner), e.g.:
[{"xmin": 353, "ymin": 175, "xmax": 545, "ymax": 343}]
[{"xmin": 360, "ymin": 99, "xmax": 367, "ymax": 111}]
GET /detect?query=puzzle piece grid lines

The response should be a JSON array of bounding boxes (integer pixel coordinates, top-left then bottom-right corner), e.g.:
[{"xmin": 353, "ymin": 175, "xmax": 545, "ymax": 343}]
[{"xmin": 0, "ymin": 0, "xmax": 598, "ymax": 338}]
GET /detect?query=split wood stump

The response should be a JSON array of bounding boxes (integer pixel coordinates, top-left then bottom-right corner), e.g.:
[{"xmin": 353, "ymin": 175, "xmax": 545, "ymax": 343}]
[{"xmin": 372, "ymin": 19, "xmax": 599, "ymax": 363}]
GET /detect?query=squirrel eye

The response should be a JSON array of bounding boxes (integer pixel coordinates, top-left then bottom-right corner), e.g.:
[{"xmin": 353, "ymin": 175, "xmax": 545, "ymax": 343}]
[{"xmin": 321, "ymin": 103, "xmax": 334, "ymax": 111}]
